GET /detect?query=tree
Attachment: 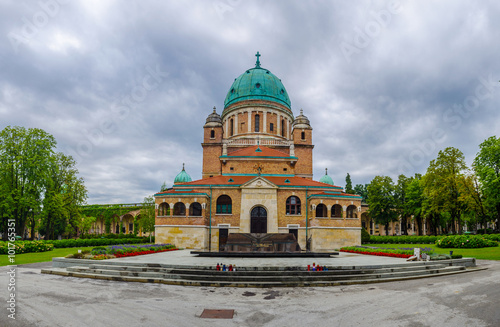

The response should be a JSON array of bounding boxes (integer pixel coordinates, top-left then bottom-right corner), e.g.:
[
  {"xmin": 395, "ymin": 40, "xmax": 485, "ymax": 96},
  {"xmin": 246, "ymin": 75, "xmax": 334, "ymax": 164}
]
[
  {"xmin": 160, "ymin": 182, "xmax": 168, "ymax": 192},
  {"xmin": 354, "ymin": 184, "xmax": 369, "ymax": 202},
  {"xmin": 345, "ymin": 173, "xmax": 354, "ymax": 194},
  {"xmin": 367, "ymin": 176, "xmax": 398, "ymax": 235},
  {"xmin": 0, "ymin": 126, "xmax": 87, "ymax": 240},
  {"xmin": 406, "ymin": 175, "xmax": 425, "ymax": 235},
  {"xmin": 0, "ymin": 126, "xmax": 55, "ymax": 239},
  {"xmin": 139, "ymin": 196, "xmax": 155, "ymax": 242},
  {"xmin": 39, "ymin": 153, "xmax": 87, "ymax": 239},
  {"xmin": 473, "ymin": 136, "xmax": 500, "ymax": 232},
  {"xmin": 394, "ymin": 174, "xmax": 411, "ymax": 235},
  {"xmin": 423, "ymin": 147, "xmax": 467, "ymax": 234}
]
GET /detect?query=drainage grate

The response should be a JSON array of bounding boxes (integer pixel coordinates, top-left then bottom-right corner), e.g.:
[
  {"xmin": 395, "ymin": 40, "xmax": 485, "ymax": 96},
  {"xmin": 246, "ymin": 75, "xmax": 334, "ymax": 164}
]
[{"xmin": 200, "ymin": 309, "xmax": 234, "ymax": 319}]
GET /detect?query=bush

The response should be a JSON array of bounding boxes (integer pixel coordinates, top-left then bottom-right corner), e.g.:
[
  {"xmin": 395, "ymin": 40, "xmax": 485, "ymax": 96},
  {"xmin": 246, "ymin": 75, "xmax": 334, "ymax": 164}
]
[
  {"xmin": 436, "ymin": 235, "xmax": 498, "ymax": 248},
  {"xmin": 79, "ymin": 233, "xmax": 141, "ymax": 239},
  {"xmin": 44, "ymin": 237, "xmax": 151, "ymax": 248},
  {"xmin": 0, "ymin": 240, "xmax": 54, "ymax": 254},
  {"xmin": 361, "ymin": 228, "xmax": 371, "ymax": 243},
  {"xmin": 367, "ymin": 235, "xmax": 443, "ymax": 244}
]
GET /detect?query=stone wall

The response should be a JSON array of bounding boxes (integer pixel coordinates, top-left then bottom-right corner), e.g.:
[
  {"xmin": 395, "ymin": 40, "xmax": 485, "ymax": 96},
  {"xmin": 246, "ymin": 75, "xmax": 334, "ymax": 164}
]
[{"xmin": 310, "ymin": 227, "xmax": 361, "ymax": 251}]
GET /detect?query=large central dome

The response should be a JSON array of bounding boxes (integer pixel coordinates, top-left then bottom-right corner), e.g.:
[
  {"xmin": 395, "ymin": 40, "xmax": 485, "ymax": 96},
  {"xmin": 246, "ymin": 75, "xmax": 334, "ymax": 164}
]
[{"xmin": 223, "ymin": 52, "xmax": 291, "ymax": 111}]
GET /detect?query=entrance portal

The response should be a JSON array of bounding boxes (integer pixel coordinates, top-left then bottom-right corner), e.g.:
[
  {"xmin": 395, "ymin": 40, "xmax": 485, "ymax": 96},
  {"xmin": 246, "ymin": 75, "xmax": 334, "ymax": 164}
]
[{"xmin": 250, "ymin": 206, "xmax": 267, "ymax": 233}]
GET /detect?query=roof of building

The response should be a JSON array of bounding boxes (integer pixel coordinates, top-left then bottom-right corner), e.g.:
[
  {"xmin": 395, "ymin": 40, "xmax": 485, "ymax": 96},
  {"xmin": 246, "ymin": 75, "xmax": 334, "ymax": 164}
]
[
  {"xmin": 223, "ymin": 145, "xmax": 293, "ymax": 158},
  {"xmin": 173, "ymin": 164, "xmax": 192, "ymax": 184},
  {"xmin": 223, "ymin": 52, "xmax": 291, "ymax": 111},
  {"xmin": 168, "ymin": 174, "xmax": 343, "ymax": 189}
]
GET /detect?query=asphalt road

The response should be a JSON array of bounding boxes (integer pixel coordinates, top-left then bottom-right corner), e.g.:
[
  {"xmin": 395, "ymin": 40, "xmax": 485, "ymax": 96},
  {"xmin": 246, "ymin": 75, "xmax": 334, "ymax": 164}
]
[{"xmin": 0, "ymin": 260, "xmax": 499, "ymax": 327}]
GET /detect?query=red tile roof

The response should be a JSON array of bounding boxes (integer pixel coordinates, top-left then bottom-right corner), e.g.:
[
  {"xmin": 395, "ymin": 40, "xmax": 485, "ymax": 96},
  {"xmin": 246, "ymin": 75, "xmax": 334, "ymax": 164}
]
[
  {"xmin": 174, "ymin": 175, "xmax": 342, "ymax": 189},
  {"xmin": 225, "ymin": 145, "xmax": 291, "ymax": 158}
]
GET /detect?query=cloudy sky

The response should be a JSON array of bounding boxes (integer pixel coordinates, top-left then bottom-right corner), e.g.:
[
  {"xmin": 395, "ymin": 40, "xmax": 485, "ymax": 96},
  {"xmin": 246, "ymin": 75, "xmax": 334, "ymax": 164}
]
[{"xmin": 1, "ymin": 0, "xmax": 499, "ymax": 204}]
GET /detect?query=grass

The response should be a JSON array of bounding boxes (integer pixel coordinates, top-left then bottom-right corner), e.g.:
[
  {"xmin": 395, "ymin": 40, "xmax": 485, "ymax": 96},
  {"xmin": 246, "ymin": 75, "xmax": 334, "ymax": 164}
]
[
  {"xmin": 0, "ymin": 243, "xmax": 158, "ymax": 266},
  {"xmin": 0, "ymin": 246, "xmax": 95, "ymax": 266},
  {"xmin": 369, "ymin": 243, "xmax": 500, "ymax": 261}
]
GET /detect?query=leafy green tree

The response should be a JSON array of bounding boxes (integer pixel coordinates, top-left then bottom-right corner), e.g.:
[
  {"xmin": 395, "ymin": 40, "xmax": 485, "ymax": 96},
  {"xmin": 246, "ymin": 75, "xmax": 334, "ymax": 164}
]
[
  {"xmin": 0, "ymin": 126, "xmax": 55, "ymax": 239},
  {"xmin": 406, "ymin": 175, "xmax": 425, "ymax": 235},
  {"xmin": 473, "ymin": 136, "xmax": 500, "ymax": 232},
  {"xmin": 160, "ymin": 182, "xmax": 168, "ymax": 192},
  {"xmin": 458, "ymin": 172, "xmax": 491, "ymax": 232},
  {"xmin": 354, "ymin": 184, "xmax": 369, "ymax": 202},
  {"xmin": 423, "ymin": 147, "xmax": 467, "ymax": 234},
  {"xmin": 345, "ymin": 173, "xmax": 354, "ymax": 194},
  {"xmin": 139, "ymin": 196, "xmax": 155, "ymax": 242},
  {"xmin": 0, "ymin": 126, "xmax": 87, "ymax": 240},
  {"xmin": 394, "ymin": 174, "xmax": 411, "ymax": 235},
  {"xmin": 367, "ymin": 176, "xmax": 398, "ymax": 235},
  {"xmin": 38, "ymin": 153, "xmax": 87, "ymax": 239}
]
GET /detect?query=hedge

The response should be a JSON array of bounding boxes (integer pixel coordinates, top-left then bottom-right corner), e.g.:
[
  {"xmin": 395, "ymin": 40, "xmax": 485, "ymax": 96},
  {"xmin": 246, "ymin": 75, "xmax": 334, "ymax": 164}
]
[
  {"xmin": 0, "ymin": 241, "xmax": 54, "ymax": 254},
  {"xmin": 44, "ymin": 237, "xmax": 152, "ymax": 248},
  {"xmin": 436, "ymin": 235, "xmax": 498, "ymax": 248},
  {"xmin": 79, "ymin": 233, "xmax": 150, "ymax": 239},
  {"xmin": 365, "ymin": 235, "xmax": 443, "ymax": 244}
]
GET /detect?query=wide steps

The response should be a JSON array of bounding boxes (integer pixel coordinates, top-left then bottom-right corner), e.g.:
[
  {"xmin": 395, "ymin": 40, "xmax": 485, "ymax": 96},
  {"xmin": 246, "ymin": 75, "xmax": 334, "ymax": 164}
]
[
  {"xmin": 52, "ymin": 263, "xmax": 467, "ymax": 286},
  {"xmin": 42, "ymin": 265, "xmax": 475, "ymax": 288}
]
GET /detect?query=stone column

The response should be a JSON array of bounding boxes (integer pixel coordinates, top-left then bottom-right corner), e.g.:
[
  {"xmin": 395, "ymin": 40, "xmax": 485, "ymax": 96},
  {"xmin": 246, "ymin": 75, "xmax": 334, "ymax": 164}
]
[
  {"xmin": 263, "ymin": 111, "xmax": 267, "ymax": 133},
  {"xmin": 277, "ymin": 114, "xmax": 281, "ymax": 136},
  {"xmin": 185, "ymin": 203, "xmax": 190, "ymax": 218},
  {"xmin": 287, "ymin": 118, "xmax": 290, "ymax": 139},
  {"xmin": 170, "ymin": 203, "xmax": 174, "ymax": 216},
  {"xmin": 225, "ymin": 118, "xmax": 228, "ymax": 136},
  {"xmin": 327, "ymin": 205, "xmax": 331, "ymax": 218},
  {"xmin": 234, "ymin": 113, "xmax": 238, "ymax": 135},
  {"xmin": 247, "ymin": 111, "xmax": 252, "ymax": 133}
]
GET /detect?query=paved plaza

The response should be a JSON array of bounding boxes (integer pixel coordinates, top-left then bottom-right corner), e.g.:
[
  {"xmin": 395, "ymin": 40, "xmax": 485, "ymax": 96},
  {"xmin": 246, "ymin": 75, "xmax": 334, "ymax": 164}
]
[{"xmin": 1, "ymin": 251, "xmax": 499, "ymax": 326}]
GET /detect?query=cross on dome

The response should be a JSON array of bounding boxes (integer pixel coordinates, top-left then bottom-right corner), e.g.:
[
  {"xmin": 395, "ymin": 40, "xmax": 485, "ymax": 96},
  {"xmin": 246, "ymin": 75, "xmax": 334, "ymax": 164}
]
[{"xmin": 255, "ymin": 51, "xmax": 261, "ymax": 68}]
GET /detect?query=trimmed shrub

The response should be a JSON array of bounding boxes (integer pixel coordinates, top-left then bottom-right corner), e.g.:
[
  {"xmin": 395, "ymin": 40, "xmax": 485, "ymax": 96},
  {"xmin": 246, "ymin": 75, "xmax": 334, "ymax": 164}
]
[
  {"xmin": 367, "ymin": 235, "xmax": 443, "ymax": 244},
  {"xmin": 45, "ymin": 237, "xmax": 151, "ymax": 248},
  {"xmin": 436, "ymin": 235, "xmax": 498, "ymax": 248},
  {"xmin": 361, "ymin": 228, "xmax": 371, "ymax": 243},
  {"xmin": 0, "ymin": 240, "xmax": 54, "ymax": 254}
]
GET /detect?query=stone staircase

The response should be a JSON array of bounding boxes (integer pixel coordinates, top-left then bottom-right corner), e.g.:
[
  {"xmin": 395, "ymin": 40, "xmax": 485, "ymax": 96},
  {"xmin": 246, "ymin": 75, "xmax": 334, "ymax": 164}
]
[{"xmin": 41, "ymin": 259, "xmax": 481, "ymax": 287}]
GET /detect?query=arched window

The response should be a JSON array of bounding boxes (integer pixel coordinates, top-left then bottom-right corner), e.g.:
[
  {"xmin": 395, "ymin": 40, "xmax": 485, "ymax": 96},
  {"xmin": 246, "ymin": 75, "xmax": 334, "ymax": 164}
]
[
  {"xmin": 301, "ymin": 131, "xmax": 305, "ymax": 140},
  {"xmin": 216, "ymin": 195, "xmax": 232, "ymax": 214},
  {"xmin": 255, "ymin": 114, "xmax": 260, "ymax": 132},
  {"xmin": 189, "ymin": 202, "xmax": 202, "ymax": 216},
  {"xmin": 115, "ymin": 224, "xmax": 119, "ymax": 234},
  {"xmin": 286, "ymin": 196, "xmax": 301, "ymax": 215},
  {"xmin": 270, "ymin": 123, "xmax": 274, "ymax": 132},
  {"xmin": 346, "ymin": 205, "xmax": 357, "ymax": 218},
  {"xmin": 281, "ymin": 119, "xmax": 285, "ymax": 137},
  {"xmin": 173, "ymin": 202, "xmax": 186, "ymax": 216},
  {"xmin": 331, "ymin": 204, "xmax": 342, "ymax": 218},
  {"xmin": 158, "ymin": 203, "xmax": 170, "ymax": 216},
  {"xmin": 316, "ymin": 204, "xmax": 327, "ymax": 218},
  {"xmin": 210, "ymin": 130, "xmax": 215, "ymax": 138},
  {"xmin": 230, "ymin": 119, "xmax": 234, "ymax": 136}
]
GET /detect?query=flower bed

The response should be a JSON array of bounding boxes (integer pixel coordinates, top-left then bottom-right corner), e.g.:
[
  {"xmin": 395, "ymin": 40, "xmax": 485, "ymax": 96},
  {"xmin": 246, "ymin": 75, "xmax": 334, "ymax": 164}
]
[
  {"xmin": 91, "ymin": 243, "xmax": 177, "ymax": 258},
  {"xmin": 340, "ymin": 246, "xmax": 434, "ymax": 259},
  {"xmin": 114, "ymin": 248, "xmax": 178, "ymax": 258}
]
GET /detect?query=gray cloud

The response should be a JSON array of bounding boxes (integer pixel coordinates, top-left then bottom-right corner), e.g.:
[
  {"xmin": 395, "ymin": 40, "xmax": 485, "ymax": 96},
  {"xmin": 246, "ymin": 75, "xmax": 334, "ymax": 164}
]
[{"xmin": 1, "ymin": 0, "xmax": 499, "ymax": 203}]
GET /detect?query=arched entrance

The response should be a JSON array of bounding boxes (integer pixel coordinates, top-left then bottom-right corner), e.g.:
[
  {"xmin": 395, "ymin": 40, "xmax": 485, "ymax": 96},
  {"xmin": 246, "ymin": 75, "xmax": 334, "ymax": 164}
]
[{"xmin": 250, "ymin": 206, "xmax": 267, "ymax": 233}]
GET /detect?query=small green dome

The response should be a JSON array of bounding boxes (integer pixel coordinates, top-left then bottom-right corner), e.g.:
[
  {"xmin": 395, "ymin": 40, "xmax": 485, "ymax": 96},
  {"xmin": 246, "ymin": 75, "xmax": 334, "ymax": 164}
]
[
  {"xmin": 223, "ymin": 52, "xmax": 291, "ymax": 111},
  {"xmin": 174, "ymin": 164, "xmax": 192, "ymax": 184},
  {"xmin": 319, "ymin": 168, "xmax": 334, "ymax": 185}
]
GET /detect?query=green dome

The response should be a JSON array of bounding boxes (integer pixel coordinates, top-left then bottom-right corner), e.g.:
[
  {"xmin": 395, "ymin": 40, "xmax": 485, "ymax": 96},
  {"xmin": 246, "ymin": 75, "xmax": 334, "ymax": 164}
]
[
  {"xmin": 319, "ymin": 168, "xmax": 334, "ymax": 185},
  {"xmin": 174, "ymin": 164, "xmax": 192, "ymax": 184},
  {"xmin": 224, "ymin": 52, "xmax": 291, "ymax": 111}
]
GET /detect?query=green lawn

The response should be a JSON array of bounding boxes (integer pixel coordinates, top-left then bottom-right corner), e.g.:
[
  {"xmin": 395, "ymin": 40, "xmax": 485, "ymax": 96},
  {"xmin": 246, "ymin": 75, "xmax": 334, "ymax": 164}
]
[
  {"xmin": 369, "ymin": 243, "xmax": 500, "ymax": 261},
  {"xmin": 0, "ymin": 247, "xmax": 95, "ymax": 266}
]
